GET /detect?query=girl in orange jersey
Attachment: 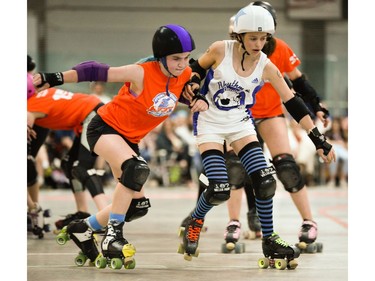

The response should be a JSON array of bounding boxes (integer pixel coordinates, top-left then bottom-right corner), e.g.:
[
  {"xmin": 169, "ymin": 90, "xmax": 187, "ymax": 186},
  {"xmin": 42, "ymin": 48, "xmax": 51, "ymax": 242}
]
[{"xmin": 33, "ymin": 24, "xmax": 208, "ymax": 268}]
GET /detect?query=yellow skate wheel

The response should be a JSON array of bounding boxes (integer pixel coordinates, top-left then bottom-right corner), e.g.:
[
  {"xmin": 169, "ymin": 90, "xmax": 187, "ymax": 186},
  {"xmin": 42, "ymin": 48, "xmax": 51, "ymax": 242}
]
[
  {"xmin": 124, "ymin": 257, "xmax": 136, "ymax": 269},
  {"xmin": 110, "ymin": 258, "xmax": 123, "ymax": 270},
  {"xmin": 297, "ymin": 241, "xmax": 307, "ymax": 250},
  {"xmin": 226, "ymin": 242, "xmax": 235, "ymax": 251},
  {"xmin": 122, "ymin": 244, "xmax": 136, "ymax": 258},
  {"xmin": 287, "ymin": 259, "xmax": 298, "ymax": 270},
  {"xmin": 178, "ymin": 227, "xmax": 185, "ymax": 237},
  {"xmin": 258, "ymin": 258, "xmax": 269, "ymax": 269},
  {"xmin": 95, "ymin": 255, "xmax": 107, "ymax": 269},
  {"xmin": 184, "ymin": 253, "xmax": 192, "ymax": 261},
  {"xmin": 192, "ymin": 248, "xmax": 199, "ymax": 257},
  {"xmin": 74, "ymin": 252, "xmax": 87, "ymax": 267},
  {"xmin": 275, "ymin": 259, "xmax": 287, "ymax": 270},
  {"xmin": 177, "ymin": 243, "xmax": 185, "ymax": 254}
]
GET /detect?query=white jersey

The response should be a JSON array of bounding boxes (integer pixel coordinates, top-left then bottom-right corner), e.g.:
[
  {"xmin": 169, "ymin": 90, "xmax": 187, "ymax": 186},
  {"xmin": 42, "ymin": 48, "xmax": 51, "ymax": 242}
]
[{"xmin": 193, "ymin": 40, "xmax": 269, "ymax": 136}]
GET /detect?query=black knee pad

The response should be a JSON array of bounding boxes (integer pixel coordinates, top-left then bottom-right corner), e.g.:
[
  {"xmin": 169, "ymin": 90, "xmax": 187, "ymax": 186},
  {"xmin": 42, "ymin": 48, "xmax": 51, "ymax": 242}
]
[
  {"xmin": 119, "ymin": 156, "xmax": 150, "ymax": 192},
  {"xmin": 272, "ymin": 154, "xmax": 305, "ymax": 193},
  {"xmin": 203, "ymin": 181, "xmax": 231, "ymax": 205},
  {"xmin": 71, "ymin": 165, "xmax": 104, "ymax": 197},
  {"xmin": 251, "ymin": 167, "xmax": 276, "ymax": 200},
  {"xmin": 225, "ymin": 151, "xmax": 247, "ymax": 189},
  {"xmin": 27, "ymin": 156, "xmax": 38, "ymax": 187},
  {"xmin": 125, "ymin": 197, "xmax": 151, "ymax": 222}
]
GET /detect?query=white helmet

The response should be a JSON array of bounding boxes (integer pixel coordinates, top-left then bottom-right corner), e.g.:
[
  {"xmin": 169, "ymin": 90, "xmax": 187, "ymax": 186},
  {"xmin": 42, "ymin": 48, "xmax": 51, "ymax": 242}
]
[{"xmin": 233, "ymin": 5, "xmax": 275, "ymax": 35}]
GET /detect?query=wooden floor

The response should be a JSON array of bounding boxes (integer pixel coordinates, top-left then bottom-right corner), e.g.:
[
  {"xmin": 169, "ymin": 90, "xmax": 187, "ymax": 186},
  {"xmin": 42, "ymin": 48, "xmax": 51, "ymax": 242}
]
[{"xmin": 26, "ymin": 183, "xmax": 349, "ymax": 281}]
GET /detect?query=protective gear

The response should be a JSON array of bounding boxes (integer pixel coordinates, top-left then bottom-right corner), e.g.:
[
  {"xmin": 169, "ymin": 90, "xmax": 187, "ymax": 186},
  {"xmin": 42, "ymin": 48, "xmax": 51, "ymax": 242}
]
[
  {"xmin": 283, "ymin": 95, "xmax": 311, "ymax": 123},
  {"xmin": 272, "ymin": 154, "xmax": 304, "ymax": 193},
  {"xmin": 251, "ymin": 167, "xmax": 276, "ymax": 200},
  {"xmin": 190, "ymin": 59, "xmax": 207, "ymax": 80},
  {"xmin": 72, "ymin": 61, "xmax": 110, "ymax": 82},
  {"xmin": 225, "ymin": 151, "xmax": 248, "ymax": 189},
  {"xmin": 203, "ymin": 181, "xmax": 231, "ymax": 205},
  {"xmin": 119, "ymin": 156, "xmax": 150, "ymax": 191},
  {"xmin": 27, "ymin": 156, "xmax": 38, "ymax": 187},
  {"xmin": 308, "ymin": 127, "xmax": 332, "ymax": 156},
  {"xmin": 125, "ymin": 197, "xmax": 151, "ymax": 222},
  {"xmin": 37, "ymin": 72, "xmax": 64, "ymax": 88},
  {"xmin": 228, "ymin": 15, "xmax": 236, "ymax": 39},
  {"xmin": 152, "ymin": 24, "xmax": 195, "ymax": 59},
  {"xmin": 27, "ymin": 73, "xmax": 35, "ymax": 99},
  {"xmin": 248, "ymin": 1, "xmax": 277, "ymax": 29},
  {"xmin": 71, "ymin": 165, "xmax": 104, "ymax": 197},
  {"xmin": 27, "ymin": 55, "xmax": 36, "ymax": 72},
  {"xmin": 233, "ymin": 5, "xmax": 275, "ymax": 35}
]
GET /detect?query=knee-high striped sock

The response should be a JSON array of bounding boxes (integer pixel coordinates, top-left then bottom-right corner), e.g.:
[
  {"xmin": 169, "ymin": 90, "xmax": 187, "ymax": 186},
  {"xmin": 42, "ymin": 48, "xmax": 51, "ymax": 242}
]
[
  {"xmin": 192, "ymin": 149, "xmax": 228, "ymax": 219},
  {"xmin": 238, "ymin": 142, "xmax": 274, "ymax": 237}
]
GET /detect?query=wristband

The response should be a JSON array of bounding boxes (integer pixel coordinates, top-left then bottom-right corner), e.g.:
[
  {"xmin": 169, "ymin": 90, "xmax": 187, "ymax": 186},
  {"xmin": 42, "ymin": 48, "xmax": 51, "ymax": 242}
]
[
  {"xmin": 38, "ymin": 72, "xmax": 64, "ymax": 88},
  {"xmin": 308, "ymin": 127, "xmax": 332, "ymax": 156}
]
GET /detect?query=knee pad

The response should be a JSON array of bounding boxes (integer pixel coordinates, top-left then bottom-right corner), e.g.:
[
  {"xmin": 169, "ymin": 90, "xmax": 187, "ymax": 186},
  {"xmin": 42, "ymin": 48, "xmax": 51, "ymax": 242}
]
[
  {"xmin": 119, "ymin": 156, "xmax": 150, "ymax": 192},
  {"xmin": 27, "ymin": 156, "xmax": 37, "ymax": 187},
  {"xmin": 251, "ymin": 167, "xmax": 277, "ymax": 200},
  {"xmin": 225, "ymin": 151, "xmax": 247, "ymax": 189},
  {"xmin": 125, "ymin": 197, "xmax": 151, "ymax": 222},
  {"xmin": 61, "ymin": 155, "xmax": 73, "ymax": 179},
  {"xmin": 71, "ymin": 164, "xmax": 104, "ymax": 196},
  {"xmin": 203, "ymin": 181, "xmax": 231, "ymax": 206},
  {"xmin": 272, "ymin": 154, "xmax": 305, "ymax": 193}
]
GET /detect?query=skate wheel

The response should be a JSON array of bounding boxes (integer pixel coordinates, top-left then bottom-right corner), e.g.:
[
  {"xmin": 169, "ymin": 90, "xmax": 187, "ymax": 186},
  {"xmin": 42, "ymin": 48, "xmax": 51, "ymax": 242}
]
[
  {"xmin": 124, "ymin": 257, "xmax": 136, "ymax": 269},
  {"xmin": 122, "ymin": 244, "xmax": 136, "ymax": 258},
  {"xmin": 226, "ymin": 242, "xmax": 235, "ymax": 251},
  {"xmin": 56, "ymin": 232, "xmax": 68, "ymax": 245},
  {"xmin": 43, "ymin": 209, "xmax": 51, "ymax": 217},
  {"xmin": 306, "ymin": 243, "xmax": 318, "ymax": 253},
  {"xmin": 243, "ymin": 230, "xmax": 256, "ymax": 240},
  {"xmin": 316, "ymin": 242, "xmax": 323, "ymax": 252},
  {"xmin": 297, "ymin": 241, "xmax": 307, "ymax": 250},
  {"xmin": 177, "ymin": 243, "xmax": 185, "ymax": 254},
  {"xmin": 258, "ymin": 258, "xmax": 269, "ymax": 269},
  {"xmin": 95, "ymin": 255, "xmax": 107, "ymax": 269},
  {"xmin": 221, "ymin": 243, "xmax": 231, "ymax": 253},
  {"xmin": 75, "ymin": 253, "xmax": 87, "ymax": 267},
  {"xmin": 184, "ymin": 253, "xmax": 192, "ymax": 261},
  {"xmin": 287, "ymin": 259, "xmax": 298, "ymax": 270},
  {"xmin": 110, "ymin": 258, "xmax": 123, "ymax": 269},
  {"xmin": 274, "ymin": 259, "xmax": 287, "ymax": 270},
  {"xmin": 234, "ymin": 243, "xmax": 245, "ymax": 254},
  {"xmin": 178, "ymin": 227, "xmax": 185, "ymax": 237}
]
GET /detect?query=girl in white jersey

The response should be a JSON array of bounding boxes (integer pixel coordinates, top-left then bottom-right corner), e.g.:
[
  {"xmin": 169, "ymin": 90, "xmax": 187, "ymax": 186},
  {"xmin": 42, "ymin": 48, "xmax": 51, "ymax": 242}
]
[{"xmin": 180, "ymin": 5, "xmax": 335, "ymax": 268}]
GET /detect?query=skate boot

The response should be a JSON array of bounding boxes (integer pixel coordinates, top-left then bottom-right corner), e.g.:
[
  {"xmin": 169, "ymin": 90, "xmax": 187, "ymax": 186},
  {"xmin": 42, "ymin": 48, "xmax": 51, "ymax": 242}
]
[
  {"xmin": 296, "ymin": 220, "xmax": 323, "ymax": 253},
  {"xmin": 28, "ymin": 203, "xmax": 51, "ymax": 239},
  {"xmin": 243, "ymin": 207, "xmax": 262, "ymax": 240},
  {"xmin": 258, "ymin": 233, "xmax": 300, "ymax": 270},
  {"xmin": 180, "ymin": 211, "xmax": 207, "ymax": 233},
  {"xmin": 54, "ymin": 211, "xmax": 91, "ymax": 234},
  {"xmin": 95, "ymin": 221, "xmax": 136, "ymax": 270},
  {"xmin": 221, "ymin": 220, "xmax": 245, "ymax": 253},
  {"xmin": 177, "ymin": 216, "xmax": 204, "ymax": 261},
  {"xmin": 56, "ymin": 219, "xmax": 100, "ymax": 267}
]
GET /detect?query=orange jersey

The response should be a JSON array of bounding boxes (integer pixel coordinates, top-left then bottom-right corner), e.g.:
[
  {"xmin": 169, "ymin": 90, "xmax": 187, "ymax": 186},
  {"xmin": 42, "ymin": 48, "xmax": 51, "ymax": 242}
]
[
  {"xmin": 251, "ymin": 38, "xmax": 301, "ymax": 118},
  {"xmin": 98, "ymin": 61, "xmax": 191, "ymax": 144},
  {"xmin": 27, "ymin": 88, "xmax": 102, "ymax": 133}
]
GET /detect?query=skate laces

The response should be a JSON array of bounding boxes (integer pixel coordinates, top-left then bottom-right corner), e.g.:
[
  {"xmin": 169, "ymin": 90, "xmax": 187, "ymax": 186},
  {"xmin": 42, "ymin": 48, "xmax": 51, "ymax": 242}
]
[
  {"xmin": 187, "ymin": 218, "xmax": 204, "ymax": 242},
  {"xmin": 271, "ymin": 233, "xmax": 289, "ymax": 247}
]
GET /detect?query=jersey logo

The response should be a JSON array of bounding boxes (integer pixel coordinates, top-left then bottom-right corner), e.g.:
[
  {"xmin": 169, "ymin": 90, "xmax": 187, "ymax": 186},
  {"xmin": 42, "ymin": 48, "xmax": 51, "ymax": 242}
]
[
  {"xmin": 251, "ymin": 78, "xmax": 259, "ymax": 83},
  {"xmin": 147, "ymin": 92, "xmax": 177, "ymax": 117}
]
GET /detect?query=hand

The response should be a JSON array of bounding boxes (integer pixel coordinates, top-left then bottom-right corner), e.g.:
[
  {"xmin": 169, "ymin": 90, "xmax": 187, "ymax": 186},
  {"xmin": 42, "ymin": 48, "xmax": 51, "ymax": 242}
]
[
  {"xmin": 189, "ymin": 99, "xmax": 208, "ymax": 112},
  {"xmin": 32, "ymin": 73, "xmax": 50, "ymax": 92},
  {"xmin": 316, "ymin": 111, "xmax": 330, "ymax": 128},
  {"xmin": 183, "ymin": 83, "xmax": 199, "ymax": 102},
  {"xmin": 317, "ymin": 147, "xmax": 336, "ymax": 163},
  {"xmin": 27, "ymin": 125, "xmax": 37, "ymax": 143}
]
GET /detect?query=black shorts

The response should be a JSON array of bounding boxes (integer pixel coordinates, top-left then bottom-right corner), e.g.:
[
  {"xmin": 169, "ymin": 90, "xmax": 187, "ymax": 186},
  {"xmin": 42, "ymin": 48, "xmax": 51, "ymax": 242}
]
[{"xmin": 87, "ymin": 114, "xmax": 139, "ymax": 157}]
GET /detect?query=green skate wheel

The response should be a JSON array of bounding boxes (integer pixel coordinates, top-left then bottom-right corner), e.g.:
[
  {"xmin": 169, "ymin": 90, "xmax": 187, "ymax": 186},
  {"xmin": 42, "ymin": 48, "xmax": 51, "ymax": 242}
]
[
  {"xmin": 258, "ymin": 258, "xmax": 269, "ymax": 269},
  {"xmin": 234, "ymin": 242, "xmax": 245, "ymax": 254},
  {"xmin": 274, "ymin": 259, "xmax": 287, "ymax": 270},
  {"xmin": 95, "ymin": 255, "xmax": 107, "ymax": 269},
  {"xmin": 124, "ymin": 257, "xmax": 136, "ymax": 269},
  {"xmin": 75, "ymin": 253, "xmax": 87, "ymax": 267},
  {"xmin": 306, "ymin": 243, "xmax": 318, "ymax": 253},
  {"xmin": 56, "ymin": 232, "xmax": 68, "ymax": 245},
  {"xmin": 316, "ymin": 242, "xmax": 323, "ymax": 252},
  {"xmin": 110, "ymin": 258, "xmax": 123, "ymax": 270}
]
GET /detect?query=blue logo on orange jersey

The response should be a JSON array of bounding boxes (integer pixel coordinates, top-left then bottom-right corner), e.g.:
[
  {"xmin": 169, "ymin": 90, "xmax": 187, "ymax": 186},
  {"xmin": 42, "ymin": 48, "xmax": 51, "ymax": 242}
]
[{"xmin": 147, "ymin": 92, "xmax": 178, "ymax": 117}]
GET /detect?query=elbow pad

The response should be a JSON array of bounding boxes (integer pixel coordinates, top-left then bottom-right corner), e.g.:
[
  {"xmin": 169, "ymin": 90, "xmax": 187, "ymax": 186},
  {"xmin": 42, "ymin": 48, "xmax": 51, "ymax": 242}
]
[
  {"xmin": 190, "ymin": 59, "xmax": 207, "ymax": 80},
  {"xmin": 72, "ymin": 61, "xmax": 110, "ymax": 82},
  {"xmin": 283, "ymin": 95, "xmax": 311, "ymax": 123}
]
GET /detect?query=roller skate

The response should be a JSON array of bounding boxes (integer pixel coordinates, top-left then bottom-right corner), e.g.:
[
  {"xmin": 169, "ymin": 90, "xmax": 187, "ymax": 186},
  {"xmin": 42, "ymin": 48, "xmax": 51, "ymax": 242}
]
[
  {"xmin": 221, "ymin": 220, "xmax": 245, "ymax": 254},
  {"xmin": 56, "ymin": 219, "xmax": 100, "ymax": 267},
  {"xmin": 53, "ymin": 211, "xmax": 90, "ymax": 234},
  {"xmin": 95, "ymin": 221, "xmax": 136, "ymax": 270},
  {"xmin": 295, "ymin": 220, "xmax": 323, "ymax": 253},
  {"xmin": 243, "ymin": 207, "xmax": 262, "ymax": 240},
  {"xmin": 258, "ymin": 233, "xmax": 300, "ymax": 270},
  {"xmin": 28, "ymin": 203, "xmax": 51, "ymax": 239},
  {"xmin": 178, "ymin": 216, "xmax": 204, "ymax": 261},
  {"xmin": 180, "ymin": 211, "xmax": 207, "ymax": 233}
]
